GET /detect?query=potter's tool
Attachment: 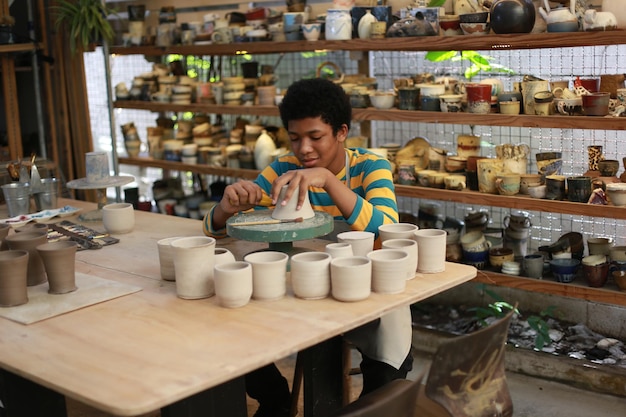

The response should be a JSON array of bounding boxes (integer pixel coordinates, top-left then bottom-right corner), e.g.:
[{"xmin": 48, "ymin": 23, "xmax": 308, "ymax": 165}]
[{"xmin": 231, "ymin": 217, "xmax": 303, "ymax": 227}]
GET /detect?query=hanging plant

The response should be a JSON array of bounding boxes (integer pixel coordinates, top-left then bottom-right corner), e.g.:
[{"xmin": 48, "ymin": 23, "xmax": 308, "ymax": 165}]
[
  {"xmin": 53, "ymin": 0, "xmax": 117, "ymax": 54},
  {"xmin": 425, "ymin": 50, "xmax": 515, "ymax": 80}
]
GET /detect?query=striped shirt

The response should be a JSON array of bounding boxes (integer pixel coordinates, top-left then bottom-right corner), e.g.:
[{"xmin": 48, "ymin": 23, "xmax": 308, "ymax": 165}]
[{"xmin": 203, "ymin": 148, "xmax": 398, "ymax": 238}]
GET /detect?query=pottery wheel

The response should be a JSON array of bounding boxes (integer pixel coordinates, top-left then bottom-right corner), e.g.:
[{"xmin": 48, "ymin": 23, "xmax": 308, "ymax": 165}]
[{"xmin": 227, "ymin": 210, "xmax": 333, "ymax": 254}]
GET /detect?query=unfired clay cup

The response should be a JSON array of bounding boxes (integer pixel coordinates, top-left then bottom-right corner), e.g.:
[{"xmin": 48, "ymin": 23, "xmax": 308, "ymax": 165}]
[
  {"xmin": 414, "ymin": 229, "xmax": 447, "ymax": 273},
  {"xmin": 330, "ymin": 256, "xmax": 372, "ymax": 302},
  {"xmin": 325, "ymin": 242, "xmax": 354, "ymax": 259},
  {"xmin": 0, "ymin": 250, "xmax": 29, "ymax": 307},
  {"xmin": 157, "ymin": 236, "xmax": 185, "ymax": 281},
  {"xmin": 171, "ymin": 236, "xmax": 216, "ymax": 299},
  {"xmin": 337, "ymin": 231, "xmax": 375, "ymax": 257},
  {"xmin": 214, "ymin": 261, "xmax": 253, "ymax": 308},
  {"xmin": 290, "ymin": 252, "xmax": 331, "ymax": 299},
  {"xmin": 367, "ymin": 249, "xmax": 409, "ymax": 294},
  {"xmin": 382, "ymin": 238, "xmax": 418, "ymax": 280},
  {"xmin": 37, "ymin": 240, "xmax": 78, "ymax": 294},
  {"xmin": 378, "ymin": 223, "xmax": 419, "ymax": 242},
  {"xmin": 244, "ymin": 251, "xmax": 289, "ymax": 301},
  {"xmin": 102, "ymin": 202, "xmax": 135, "ymax": 234}
]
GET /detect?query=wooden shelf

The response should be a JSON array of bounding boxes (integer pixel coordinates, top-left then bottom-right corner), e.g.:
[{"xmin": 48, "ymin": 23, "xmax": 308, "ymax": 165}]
[
  {"xmin": 394, "ymin": 185, "xmax": 626, "ymax": 220},
  {"xmin": 109, "ymin": 30, "xmax": 626, "ymax": 56},
  {"xmin": 0, "ymin": 42, "xmax": 41, "ymax": 54},
  {"xmin": 117, "ymin": 158, "xmax": 626, "ymax": 221},
  {"xmin": 118, "ymin": 156, "xmax": 259, "ymax": 180},
  {"xmin": 474, "ymin": 271, "xmax": 626, "ymax": 307},
  {"xmin": 114, "ymin": 101, "xmax": 626, "ymax": 131}
]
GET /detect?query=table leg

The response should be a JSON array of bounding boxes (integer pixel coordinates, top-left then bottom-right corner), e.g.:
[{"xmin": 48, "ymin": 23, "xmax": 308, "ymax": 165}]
[
  {"xmin": 301, "ymin": 336, "xmax": 344, "ymax": 417},
  {"xmin": 161, "ymin": 376, "xmax": 247, "ymax": 417},
  {"xmin": 0, "ymin": 369, "xmax": 67, "ymax": 417}
]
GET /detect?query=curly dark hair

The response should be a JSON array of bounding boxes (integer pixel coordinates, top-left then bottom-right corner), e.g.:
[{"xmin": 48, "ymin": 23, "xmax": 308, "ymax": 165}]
[{"xmin": 278, "ymin": 78, "xmax": 351, "ymax": 135}]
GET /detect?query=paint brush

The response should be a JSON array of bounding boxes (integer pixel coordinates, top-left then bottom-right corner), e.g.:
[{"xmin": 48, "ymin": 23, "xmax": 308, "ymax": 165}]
[{"xmin": 231, "ymin": 217, "xmax": 304, "ymax": 227}]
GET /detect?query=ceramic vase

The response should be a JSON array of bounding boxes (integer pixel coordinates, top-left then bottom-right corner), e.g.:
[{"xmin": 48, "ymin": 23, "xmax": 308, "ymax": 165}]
[
  {"xmin": 214, "ymin": 261, "xmax": 253, "ymax": 308},
  {"xmin": 357, "ymin": 9, "xmax": 377, "ymax": 39},
  {"xmin": 290, "ymin": 252, "xmax": 332, "ymax": 299},
  {"xmin": 272, "ymin": 184, "xmax": 315, "ymax": 220},
  {"xmin": 336, "ymin": 231, "xmax": 375, "ymax": 257},
  {"xmin": 243, "ymin": 251, "xmax": 289, "ymax": 301},
  {"xmin": 330, "ymin": 256, "xmax": 371, "ymax": 302},
  {"xmin": 171, "ymin": 236, "xmax": 216, "ymax": 299},
  {"xmin": 325, "ymin": 9, "xmax": 352, "ymax": 40},
  {"xmin": 0, "ymin": 250, "xmax": 29, "ymax": 306},
  {"xmin": 381, "ymin": 238, "xmax": 418, "ymax": 280},
  {"xmin": 414, "ymin": 229, "xmax": 447, "ymax": 273},
  {"xmin": 157, "ymin": 236, "xmax": 184, "ymax": 281},
  {"xmin": 367, "ymin": 249, "xmax": 408, "ymax": 294},
  {"xmin": 37, "ymin": 241, "xmax": 78, "ymax": 294},
  {"xmin": 5, "ymin": 230, "xmax": 48, "ymax": 286},
  {"xmin": 325, "ymin": 242, "xmax": 354, "ymax": 259}
]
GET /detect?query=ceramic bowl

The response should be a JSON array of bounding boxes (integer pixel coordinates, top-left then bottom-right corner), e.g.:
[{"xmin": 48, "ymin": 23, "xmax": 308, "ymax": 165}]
[
  {"xmin": 369, "ymin": 92, "xmax": 396, "ymax": 109},
  {"xmin": 553, "ymin": 97, "xmax": 583, "ymax": 115},
  {"xmin": 598, "ymin": 159, "xmax": 620, "ymax": 177},
  {"xmin": 550, "ymin": 258, "xmax": 580, "ymax": 283},
  {"xmin": 459, "ymin": 12, "xmax": 489, "ymax": 23},
  {"xmin": 606, "ymin": 183, "xmax": 626, "ymax": 206},
  {"xmin": 460, "ymin": 22, "xmax": 491, "ymax": 35},
  {"xmin": 462, "ymin": 248, "xmax": 489, "ymax": 270}
]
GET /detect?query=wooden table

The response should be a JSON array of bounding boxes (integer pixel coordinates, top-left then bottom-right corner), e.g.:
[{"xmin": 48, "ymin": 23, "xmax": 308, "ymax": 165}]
[{"xmin": 0, "ymin": 198, "xmax": 476, "ymax": 417}]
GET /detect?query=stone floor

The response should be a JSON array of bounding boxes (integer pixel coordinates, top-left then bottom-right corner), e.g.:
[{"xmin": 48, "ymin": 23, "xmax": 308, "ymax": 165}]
[{"xmin": 66, "ymin": 348, "xmax": 626, "ymax": 417}]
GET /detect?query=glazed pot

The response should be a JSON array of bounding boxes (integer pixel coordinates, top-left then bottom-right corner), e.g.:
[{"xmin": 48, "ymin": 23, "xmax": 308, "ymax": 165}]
[{"xmin": 488, "ymin": 0, "xmax": 536, "ymax": 33}]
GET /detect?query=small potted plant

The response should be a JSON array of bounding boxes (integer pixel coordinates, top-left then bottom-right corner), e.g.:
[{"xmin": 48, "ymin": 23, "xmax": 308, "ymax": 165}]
[
  {"xmin": 53, "ymin": 0, "xmax": 117, "ymax": 54},
  {"xmin": 0, "ymin": 13, "xmax": 15, "ymax": 44}
]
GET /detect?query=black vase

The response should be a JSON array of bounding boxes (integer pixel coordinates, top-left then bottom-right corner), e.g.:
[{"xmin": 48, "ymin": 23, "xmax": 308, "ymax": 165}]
[{"xmin": 489, "ymin": 0, "xmax": 536, "ymax": 34}]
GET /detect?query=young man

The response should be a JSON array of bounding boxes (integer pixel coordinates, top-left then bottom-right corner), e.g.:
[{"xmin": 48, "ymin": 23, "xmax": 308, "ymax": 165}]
[{"xmin": 203, "ymin": 78, "xmax": 413, "ymax": 417}]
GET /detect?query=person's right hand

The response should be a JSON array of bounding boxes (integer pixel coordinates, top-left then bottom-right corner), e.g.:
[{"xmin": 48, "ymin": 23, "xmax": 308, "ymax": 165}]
[{"xmin": 218, "ymin": 180, "xmax": 264, "ymax": 215}]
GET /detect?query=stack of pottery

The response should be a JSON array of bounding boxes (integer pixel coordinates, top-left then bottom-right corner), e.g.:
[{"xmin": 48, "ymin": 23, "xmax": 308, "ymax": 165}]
[
  {"xmin": 460, "ymin": 230, "xmax": 491, "ymax": 269},
  {"xmin": 502, "ymin": 211, "xmax": 531, "ymax": 259},
  {"xmin": 121, "ymin": 122, "xmax": 142, "ymax": 158}
]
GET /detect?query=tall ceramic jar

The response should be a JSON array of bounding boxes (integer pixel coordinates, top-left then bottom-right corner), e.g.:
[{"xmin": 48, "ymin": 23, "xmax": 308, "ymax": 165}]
[
  {"xmin": 325, "ymin": 9, "xmax": 352, "ymax": 40},
  {"xmin": 488, "ymin": 0, "xmax": 536, "ymax": 34}
]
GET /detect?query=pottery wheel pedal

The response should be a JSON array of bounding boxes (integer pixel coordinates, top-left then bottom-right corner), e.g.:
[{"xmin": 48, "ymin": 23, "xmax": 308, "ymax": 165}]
[{"xmin": 226, "ymin": 211, "xmax": 333, "ymax": 256}]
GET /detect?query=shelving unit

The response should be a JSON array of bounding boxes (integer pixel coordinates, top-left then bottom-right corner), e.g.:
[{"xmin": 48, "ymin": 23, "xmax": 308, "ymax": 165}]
[{"xmin": 110, "ymin": 31, "xmax": 626, "ymax": 305}]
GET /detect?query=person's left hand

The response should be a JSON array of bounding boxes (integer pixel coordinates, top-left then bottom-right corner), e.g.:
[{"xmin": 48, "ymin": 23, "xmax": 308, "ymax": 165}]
[{"xmin": 271, "ymin": 168, "xmax": 331, "ymax": 210}]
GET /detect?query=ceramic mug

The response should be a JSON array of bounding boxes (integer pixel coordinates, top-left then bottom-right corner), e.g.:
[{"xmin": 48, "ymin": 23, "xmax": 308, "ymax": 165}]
[
  {"xmin": 414, "ymin": 229, "xmax": 447, "ymax": 273},
  {"xmin": 171, "ymin": 236, "xmax": 216, "ymax": 299},
  {"xmin": 337, "ymin": 231, "xmax": 375, "ymax": 257},
  {"xmin": 567, "ymin": 176, "xmax": 592, "ymax": 203},
  {"xmin": 381, "ymin": 238, "xmax": 418, "ymax": 280},
  {"xmin": 102, "ymin": 202, "xmax": 135, "ymax": 234},
  {"xmin": 290, "ymin": 252, "xmax": 331, "ymax": 299},
  {"xmin": 214, "ymin": 261, "xmax": 253, "ymax": 308},
  {"xmin": 378, "ymin": 223, "xmax": 419, "ymax": 242},
  {"xmin": 495, "ymin": 173, "xmax": 521, "ymax": 196},
  {"xmin": 366, "ymin": 249, "xmax": 409, "ymax": 294},
  {"xmin": 330, "ymin": 256, "xmax": 372, "ymax": 302},
  {"xmin": 244, "ymin": 251, "xmax": 289, "ymax": 301}
]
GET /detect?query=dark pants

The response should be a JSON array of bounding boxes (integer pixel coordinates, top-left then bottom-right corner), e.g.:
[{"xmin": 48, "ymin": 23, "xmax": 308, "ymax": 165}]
[
  {"xmin": 359, "ymin": 350, "xmax": 414, "ymax": 396},
  {"xmin": 245, "ymin": 348, "xmax": 414, "ymax": 411}
]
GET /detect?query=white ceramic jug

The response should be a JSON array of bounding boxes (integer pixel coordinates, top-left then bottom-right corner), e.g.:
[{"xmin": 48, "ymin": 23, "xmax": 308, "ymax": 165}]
[{"xmin": 325, "ymin": 9, "xmax": 352, "ymax": 40}]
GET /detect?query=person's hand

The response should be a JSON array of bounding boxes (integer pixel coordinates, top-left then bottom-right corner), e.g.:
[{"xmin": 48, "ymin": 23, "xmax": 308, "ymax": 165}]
[
  {"xmin": 271, "ymin": 168, "xmax": 332, "ymax": 210},
  {"xmin": 219, "ymin": 180, "xmax": 264, "ymax": 214}
]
